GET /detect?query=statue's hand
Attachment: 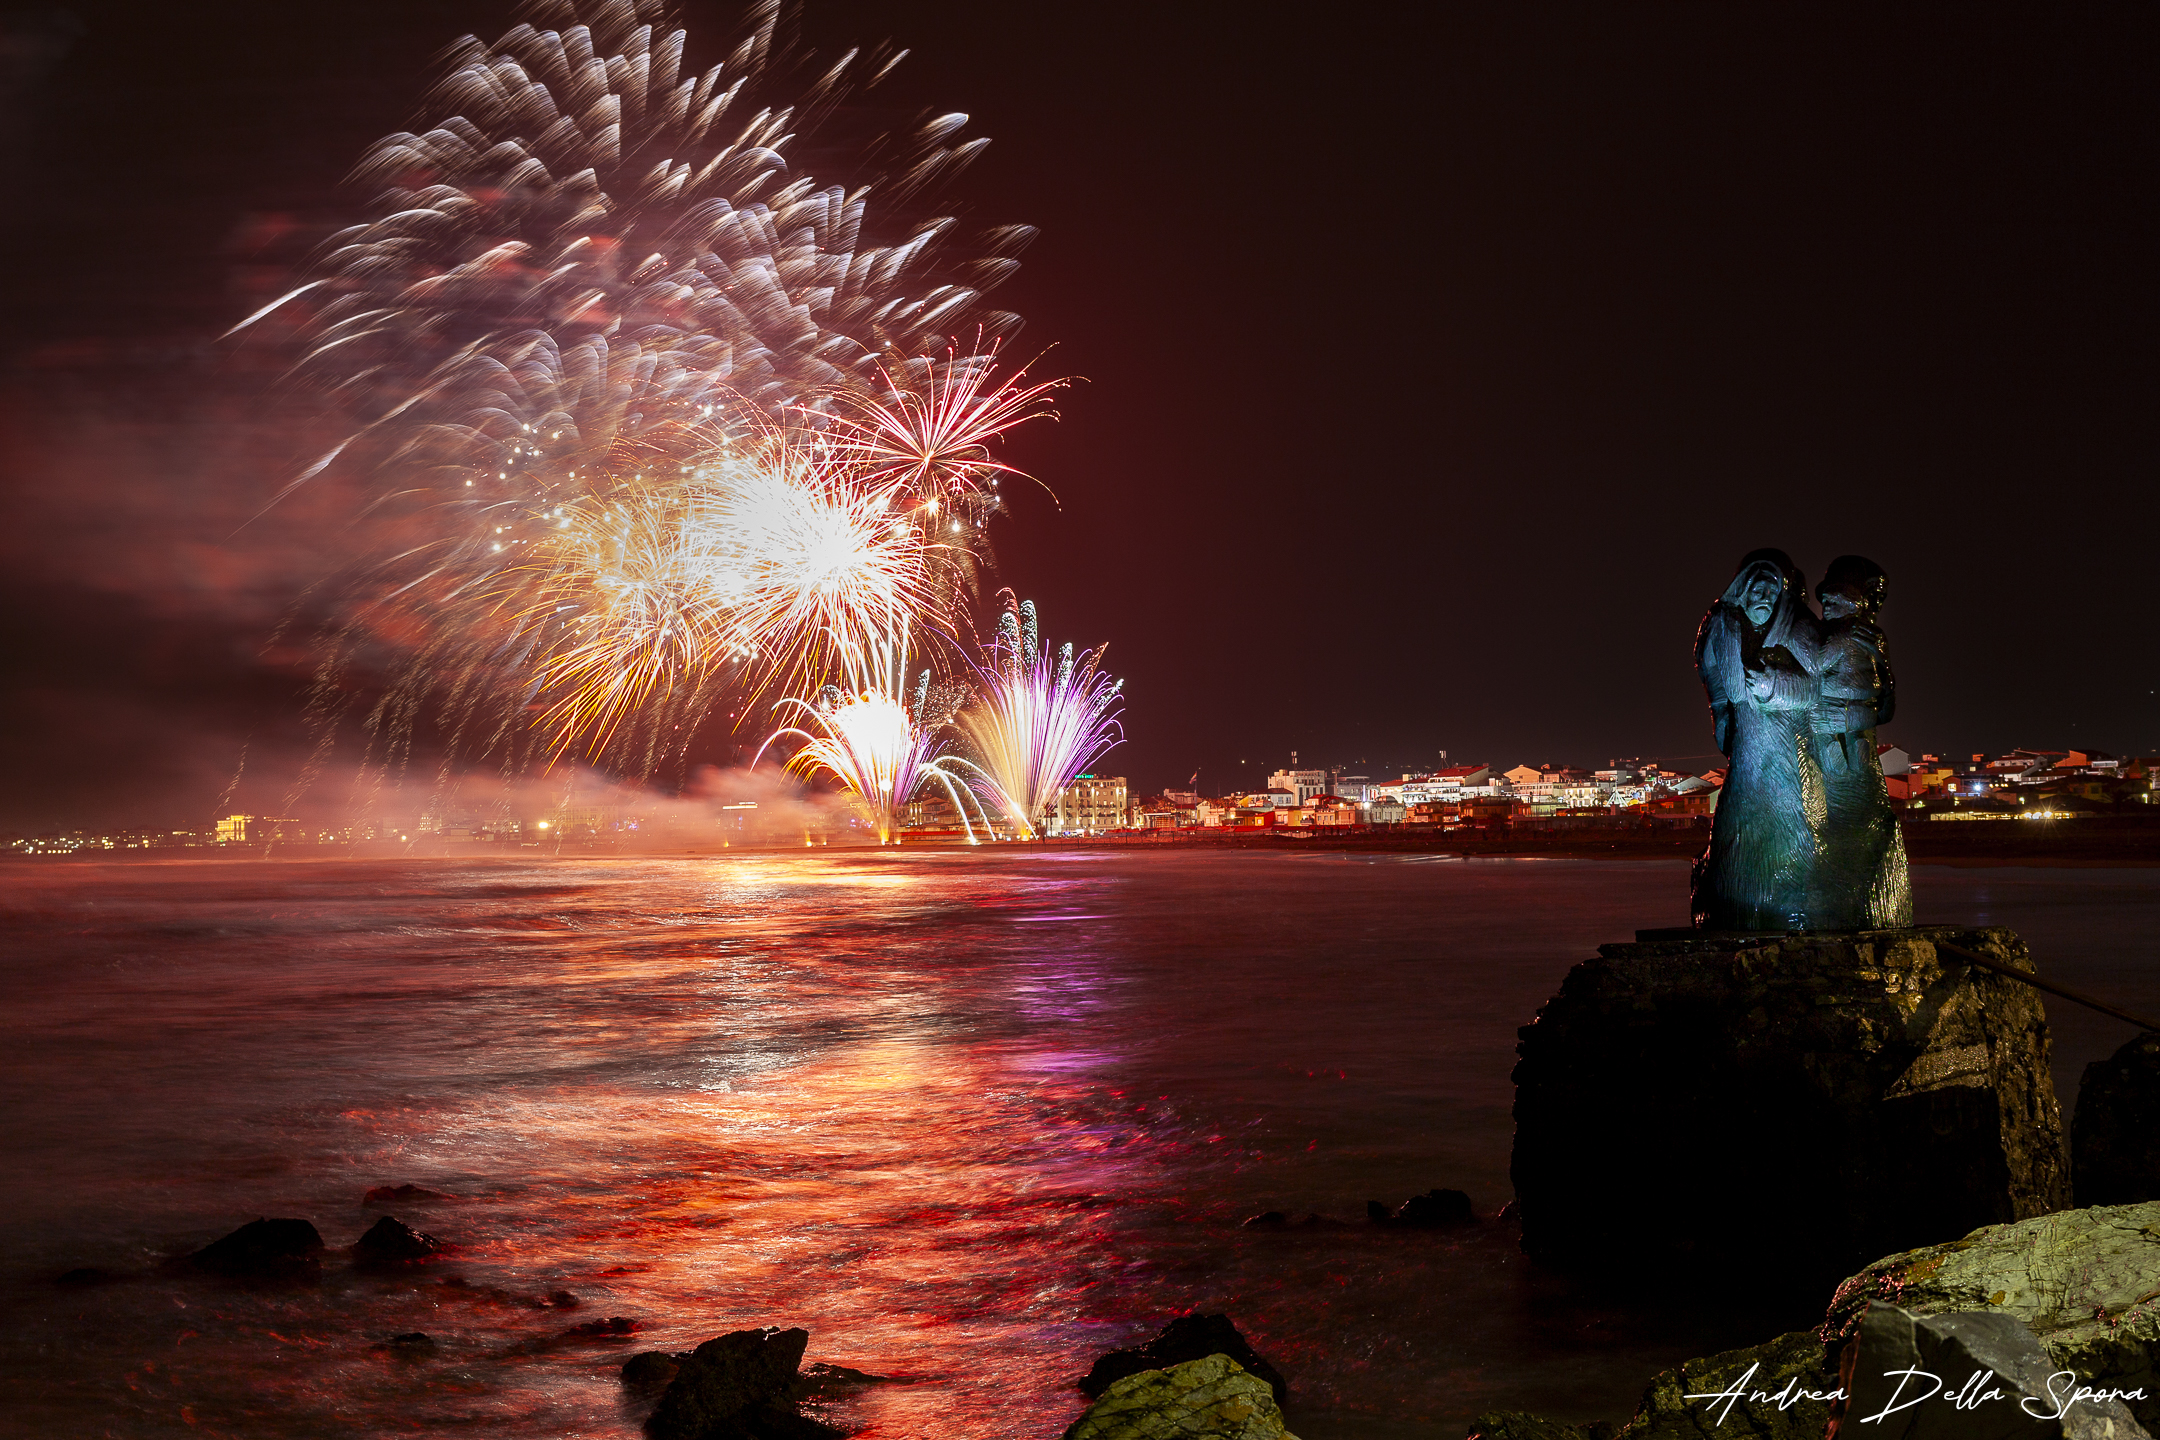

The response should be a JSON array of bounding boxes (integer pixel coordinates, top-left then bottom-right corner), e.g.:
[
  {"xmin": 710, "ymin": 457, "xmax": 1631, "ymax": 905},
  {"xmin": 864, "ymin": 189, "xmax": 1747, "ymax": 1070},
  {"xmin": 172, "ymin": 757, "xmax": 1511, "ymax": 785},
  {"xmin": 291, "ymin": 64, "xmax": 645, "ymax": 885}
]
[{"xmin": 1745, "ymin": 666, "xmax": 1775, "ymax": 701}]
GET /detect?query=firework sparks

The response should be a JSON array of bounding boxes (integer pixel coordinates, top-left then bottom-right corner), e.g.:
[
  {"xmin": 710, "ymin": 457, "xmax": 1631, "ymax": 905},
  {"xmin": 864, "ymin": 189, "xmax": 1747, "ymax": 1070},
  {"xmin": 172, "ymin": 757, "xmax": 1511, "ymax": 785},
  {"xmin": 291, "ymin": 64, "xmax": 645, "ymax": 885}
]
[
  {"xmin": 954, "ymin": 594, "xmax": 1124, "ymax": 839},
  {"xmin": 238, "ymin": 0, "xmax": 1049, "ymax": 781},
  {"xmin": 757, "ymin": 627, "xmax": 994, "ymax": 843},
  {"xmin": 812, "ymin": 345, "xmax": 1064, "ymax": 515}
]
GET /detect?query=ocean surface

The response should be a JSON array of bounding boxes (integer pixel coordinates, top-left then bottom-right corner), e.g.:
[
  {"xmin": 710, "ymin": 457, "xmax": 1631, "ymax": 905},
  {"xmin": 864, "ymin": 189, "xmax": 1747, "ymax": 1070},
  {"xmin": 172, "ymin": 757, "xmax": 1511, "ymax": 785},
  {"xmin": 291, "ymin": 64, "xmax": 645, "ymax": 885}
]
[{"xmin": 2, "ymin": 851, "xmax": 2154, "ymax": 1439}]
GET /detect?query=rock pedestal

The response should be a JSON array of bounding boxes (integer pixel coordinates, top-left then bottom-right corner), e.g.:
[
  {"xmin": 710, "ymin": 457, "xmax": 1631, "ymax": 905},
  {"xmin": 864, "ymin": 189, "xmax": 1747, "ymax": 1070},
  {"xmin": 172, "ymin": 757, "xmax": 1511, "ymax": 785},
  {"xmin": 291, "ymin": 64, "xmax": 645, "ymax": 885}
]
[{"xmin": 1512, "ymin": 926, "xmax": 2069, "ymax": 1288}]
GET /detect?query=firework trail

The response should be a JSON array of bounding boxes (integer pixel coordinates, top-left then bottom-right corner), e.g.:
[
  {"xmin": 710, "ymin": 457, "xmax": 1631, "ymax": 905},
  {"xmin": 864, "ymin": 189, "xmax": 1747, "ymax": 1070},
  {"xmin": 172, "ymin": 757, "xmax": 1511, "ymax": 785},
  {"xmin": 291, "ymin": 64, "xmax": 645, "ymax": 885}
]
[
  {"xmin": 757, "ymin": 625, "xmax": 994, "ymax": 843},
  {"xmin": 954, "ymin": 593, "xmax": 1124, "ymax": 839},
  {"xmin": 237, "ymin": 0, "xmax": 1055, "ymax": 780}
]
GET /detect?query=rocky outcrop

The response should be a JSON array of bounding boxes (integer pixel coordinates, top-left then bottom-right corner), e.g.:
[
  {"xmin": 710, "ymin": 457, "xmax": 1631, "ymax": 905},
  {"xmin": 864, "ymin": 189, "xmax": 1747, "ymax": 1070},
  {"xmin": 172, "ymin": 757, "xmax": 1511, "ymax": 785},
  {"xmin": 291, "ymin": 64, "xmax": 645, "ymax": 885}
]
[
  {"xmin": 1513, "ymin": 926, "xmax": 2069, "ymax": 1287},
  {"xmin": 1063, "ymin": 1354, "xmax": 1298, "ymax": 1440},
  {"xmin": 1081, "ymin": 1314, "xmax": 1287, "ymax": 1407},
  {"xmin": 2074, "ymin": 1033, "xmax": 2160, "ymax": 1207},
  {"xmin": 641, "ymin": 1327, "xmax": 840, "ymax": 1440},
  {"xmin": 1617, "ymin": 1329, "xmax": 1840, "ymax": 1440},
  {"xmin": 187, "ymin": 1217, "xmax": 325, "ymax": 1276},
  {"xmin": 363, "ymin": 1183, "xmax": 457, "ymax": 1206},
  {"xmin": 1465, "ymin": 1329, "xmax": 1840, "ymax": 1440},
  {"xmin": 1826, "ymin": 1303, "xmax": 2148, "ymax": 1439},
  {"xmin": 1465, "ymin": 1414, "xmax": 1606, "ymax": 1440},
  {"xmin": 1821, "ymin": 1201, "xmax": 2160, "ymax": 1431},
  {"xmin": 352, "ymin": 1216, "xmax": 446, "ymax": 1263}
]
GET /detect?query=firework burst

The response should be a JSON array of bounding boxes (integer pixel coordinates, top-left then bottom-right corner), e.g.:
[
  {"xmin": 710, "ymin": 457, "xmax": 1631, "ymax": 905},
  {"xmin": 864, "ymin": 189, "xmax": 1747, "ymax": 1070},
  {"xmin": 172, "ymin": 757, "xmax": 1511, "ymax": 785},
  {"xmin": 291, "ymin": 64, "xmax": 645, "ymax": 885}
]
[
  {"xmin": 954, "ymin": 593, "xmax": 1124, "ymax": 839},
  {"xmin": 240, "ymin": 0, "xmax": 1057, "ymax": 783},
  {"xmin": 758, "ymin": 627, "xmax": 993, "ymax": 843}
]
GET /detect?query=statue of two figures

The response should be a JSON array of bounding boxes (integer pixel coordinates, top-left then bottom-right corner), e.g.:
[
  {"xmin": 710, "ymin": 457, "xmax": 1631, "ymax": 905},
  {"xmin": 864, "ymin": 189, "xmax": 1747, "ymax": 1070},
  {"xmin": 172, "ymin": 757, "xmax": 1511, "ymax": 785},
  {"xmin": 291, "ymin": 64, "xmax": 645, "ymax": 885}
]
[{"xmin": 1692, "ymin": 549, "xmax": 1912, "ymax": 931}]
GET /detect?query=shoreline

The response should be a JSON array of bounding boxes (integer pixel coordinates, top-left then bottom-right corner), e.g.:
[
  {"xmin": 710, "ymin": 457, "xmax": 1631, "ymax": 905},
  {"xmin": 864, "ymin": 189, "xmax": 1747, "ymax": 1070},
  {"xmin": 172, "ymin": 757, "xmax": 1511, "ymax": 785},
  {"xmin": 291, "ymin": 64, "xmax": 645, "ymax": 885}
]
[{"xmin": 11, "ymin": 824, "xmax": 2160, "ymax": 867}]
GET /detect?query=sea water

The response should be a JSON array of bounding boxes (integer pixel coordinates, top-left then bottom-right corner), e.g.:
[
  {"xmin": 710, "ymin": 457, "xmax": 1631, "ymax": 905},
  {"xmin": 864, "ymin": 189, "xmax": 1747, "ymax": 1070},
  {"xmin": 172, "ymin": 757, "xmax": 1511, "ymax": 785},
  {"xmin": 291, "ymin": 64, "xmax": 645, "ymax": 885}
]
[{"xmin": 1, "ymin": 851, "xmax": 2153, "ymax": 1439}]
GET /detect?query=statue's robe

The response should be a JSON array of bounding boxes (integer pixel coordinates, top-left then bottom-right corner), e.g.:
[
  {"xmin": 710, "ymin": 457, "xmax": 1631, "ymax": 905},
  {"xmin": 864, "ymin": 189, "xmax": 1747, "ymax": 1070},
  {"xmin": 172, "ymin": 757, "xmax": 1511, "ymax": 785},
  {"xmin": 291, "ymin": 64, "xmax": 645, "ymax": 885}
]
[
  {"xmin": 1691, "ymin": 598, "xmax": 1827, "ymax": 931},
  {"xmin": 1808, "ymin": 619, "xmax": 1912, "ymax": 927}
]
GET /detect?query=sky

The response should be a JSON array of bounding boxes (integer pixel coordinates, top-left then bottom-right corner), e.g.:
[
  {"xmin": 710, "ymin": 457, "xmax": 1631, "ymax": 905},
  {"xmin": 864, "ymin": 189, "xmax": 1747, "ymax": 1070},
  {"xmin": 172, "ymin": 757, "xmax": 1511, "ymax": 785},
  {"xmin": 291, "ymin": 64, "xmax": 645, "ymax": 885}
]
[{"xmin": 0, "ymin": 1, "xmax": 2154, "ymax": 830}]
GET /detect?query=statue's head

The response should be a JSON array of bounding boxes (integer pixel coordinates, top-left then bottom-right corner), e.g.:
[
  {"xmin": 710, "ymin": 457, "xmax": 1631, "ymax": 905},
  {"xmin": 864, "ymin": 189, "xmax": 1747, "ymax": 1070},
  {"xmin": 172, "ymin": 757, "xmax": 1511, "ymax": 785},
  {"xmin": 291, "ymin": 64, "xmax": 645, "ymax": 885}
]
[
  {"xmin": 1722, "ymin": 549, "xmax": 1804, "ymax": 630},
  {"xmin": 1818, "ymin": 555, "xmax": 1888, "ymax": 621}
]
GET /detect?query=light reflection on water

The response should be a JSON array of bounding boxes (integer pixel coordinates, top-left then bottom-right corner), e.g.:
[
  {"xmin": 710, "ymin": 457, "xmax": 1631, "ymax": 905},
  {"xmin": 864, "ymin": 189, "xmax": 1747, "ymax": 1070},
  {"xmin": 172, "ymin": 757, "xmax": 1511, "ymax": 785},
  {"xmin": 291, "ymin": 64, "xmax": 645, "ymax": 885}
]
[{"xmin": 1, "ymin": 851, "xmax": 2156, "ymax": 1439}]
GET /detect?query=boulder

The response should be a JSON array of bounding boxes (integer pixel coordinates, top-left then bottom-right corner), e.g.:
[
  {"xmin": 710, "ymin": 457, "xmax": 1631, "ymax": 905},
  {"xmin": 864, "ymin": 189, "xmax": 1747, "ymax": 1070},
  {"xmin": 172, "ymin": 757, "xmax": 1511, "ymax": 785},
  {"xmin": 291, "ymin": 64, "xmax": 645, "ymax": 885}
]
[
  {"xmin": 1368, "ymin": 1189, "xmax": 1474, "ymax": 1227},
  {"xmin": 1827, "ymin": 1303, "xmax": 2148, "ymax": 1439},
  {"xmin": 2073, "ymin": 1033, "xmax": 2160, "ymax": 1207},
  {"xmin": 1081, "ymin": 1314, "xmax": 1288, "ymax": 1407},
  {"xmin": 352, "ymin": 1216, "xmax": 446, "ymax": 1263},
  {"xmin": 187, "ymin": 1217, "xmax": 325, "ymax": 1276},
  {"xmin": 1463, "ymin": 1328, "xmax": 1838, "ymax": 1440},
  {"xmin": 1821, "ymin": 1201, "xmax": 2160, "ymax": 1431},
  {"xmin": 363, "ymin": 1183, "xmax": 457, "ymax": 1206},
  {"xmin": 1614, "ymin": 1328, "xmax": 1840, "ymax": 1439},
  {"xmin": 644, "ymin": 1326, "xmax": 840, "ymax": 1440},
  {"xmin": 1513, "ymin": 926, "xmax": 2069, "ymax": 1289},
  {"xmin": 1464, "ymin": 1413, "xmax": 1605, "ymax": 1440},
  {"xmin": 1063, "ymin": 1354, "xmax": 1298, "ymax": 1440},
  {"xmin": 622, "ymin": 1350, "xmax": 683, "ymax": 1397}
]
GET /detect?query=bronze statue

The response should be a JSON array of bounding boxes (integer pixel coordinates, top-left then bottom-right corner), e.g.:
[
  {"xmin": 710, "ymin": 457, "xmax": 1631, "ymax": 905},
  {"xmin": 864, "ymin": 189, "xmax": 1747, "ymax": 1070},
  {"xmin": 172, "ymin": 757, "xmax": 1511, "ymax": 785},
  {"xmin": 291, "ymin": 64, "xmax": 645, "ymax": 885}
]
[
  {"xmin": 1690, "ymin": 549, "xmax": 1910, "ymax": 931},
  {"xmin": 1692, "ymin": 550, "xmax": 1826, "ymax": 930},
  {"xmin": 1809, "ymin": 556, "xmax": 1912, "ymax": 927}
]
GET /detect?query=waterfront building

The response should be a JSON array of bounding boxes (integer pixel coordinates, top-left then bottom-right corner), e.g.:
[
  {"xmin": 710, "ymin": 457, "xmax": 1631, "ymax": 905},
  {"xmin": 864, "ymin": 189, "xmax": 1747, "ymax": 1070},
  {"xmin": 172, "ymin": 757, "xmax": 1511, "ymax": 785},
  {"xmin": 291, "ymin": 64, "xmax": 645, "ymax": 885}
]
[
  {"xmin": 1268, "ymin": 768, "xmax": 1330, "ymax": 804},
  {"xmin": 1369, "ymin": 765, "xmax": 1493, "ymax": 805},
  {"xmin": 1051, "ymin": 775, "xmax": 1127, "ymax": 834},
  {"xmin": 214, "ymin": 814, "xmax": 307, "ymax": 844}
]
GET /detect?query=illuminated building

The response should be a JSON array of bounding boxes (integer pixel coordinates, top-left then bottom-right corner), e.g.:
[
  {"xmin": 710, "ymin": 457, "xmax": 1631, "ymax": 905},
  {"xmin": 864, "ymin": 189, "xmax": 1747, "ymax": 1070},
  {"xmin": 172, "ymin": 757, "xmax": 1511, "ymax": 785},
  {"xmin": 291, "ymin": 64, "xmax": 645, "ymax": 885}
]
[
  {"xmin": 215, "ymin": 815, "xmax": 305, "ymax": 844},
  {"xmin": 1050, "ymin": 775, "xmax": 1126, "ymax": 835}
]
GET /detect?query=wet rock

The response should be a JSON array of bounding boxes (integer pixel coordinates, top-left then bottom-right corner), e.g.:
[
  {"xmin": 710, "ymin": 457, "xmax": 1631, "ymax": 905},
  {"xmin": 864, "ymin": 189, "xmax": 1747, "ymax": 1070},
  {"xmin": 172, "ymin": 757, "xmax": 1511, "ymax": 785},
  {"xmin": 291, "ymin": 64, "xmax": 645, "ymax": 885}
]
[
  {"xmin": 55, "ymin": 1266, "xmax": 117, "ymax": 1288},
  {"xmin": 1368, "ymin": 1189, "xmax": 1474, "ymax": 1227},
  {"xmin": 363, "ymin": 1183, "xmax": 457, "ymax": 1206},
  {"xmin": 380, "ymin": 1332, "xmax": 437, "ymax": 1357},
  {"xmin": 1081, "ymin": 1313, "xmax": 1288, "ymax": 1408},
  {"xmin": 1464, "ymin": 1329, "xmax": 1834, "ymax": 1440},
  {"xmin": 542, "ymin": 1289, "xmax": 581, "ymax": 1309},
  {"xmin": 188, "ymin": 1217, "xmax": 325, "ymax": 1276},
  {"xmin": 1821, "ymin": 1200, "xmax": 2160, "ymax": 1430},
  {"xmin": 1827, "ymin": 1303, "xmax": 2149, "ymax": 1439},
  {"xmin": 352, "ymin": 1215, "xmax": 446, "ymax": 1264},
  {"xmin": 1618, "ymin": 1329, "xmax": 1838, "ymax": 1439},
  {"xmin": 622, "ymin": 1350, "xmax": 684, "ymax": 1397},
  {"xmin": 644, "ymin": 1326, "xmax": 840, "ymax": 1440},
  {"xmin": 2073, "ymin": 1032, "xmax": 2160, "ymax": 1207},
  {"xmin": 566, "ymin": 1316, "xmax": 639, "ymax": 1339},
  {"xmin": 1063, "ymin": 1353, "xmax": 1297, "ymax": 1440},
  {"xmin": 1514, "ymin": 926, "xmax": 2069, "ymax": 1289},
  {"xmin": 1464, "ymin": 1413, "xmax": 1598, "ymax": 1440}
]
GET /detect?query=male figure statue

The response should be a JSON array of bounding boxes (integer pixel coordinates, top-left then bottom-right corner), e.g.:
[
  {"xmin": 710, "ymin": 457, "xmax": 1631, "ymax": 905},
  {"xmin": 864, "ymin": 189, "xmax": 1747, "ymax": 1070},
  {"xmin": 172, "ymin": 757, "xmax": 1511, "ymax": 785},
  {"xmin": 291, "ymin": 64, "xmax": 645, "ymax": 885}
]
[{"xmin": 1808, "ymin": 555, "xmax": 1912, "ymax": 927}]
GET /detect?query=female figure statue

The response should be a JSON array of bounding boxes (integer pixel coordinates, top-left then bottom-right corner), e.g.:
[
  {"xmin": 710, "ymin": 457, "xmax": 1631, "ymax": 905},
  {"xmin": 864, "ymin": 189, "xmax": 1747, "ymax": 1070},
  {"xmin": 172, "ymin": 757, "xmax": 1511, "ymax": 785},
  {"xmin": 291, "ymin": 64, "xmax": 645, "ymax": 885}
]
[
  {"xmin": 1807, "ymin": 555, "xmax": 1912, "ymax": 927},
  {"xmin": 1691, "ymin": 550, "xmax": 1827, "ymax": 930}
]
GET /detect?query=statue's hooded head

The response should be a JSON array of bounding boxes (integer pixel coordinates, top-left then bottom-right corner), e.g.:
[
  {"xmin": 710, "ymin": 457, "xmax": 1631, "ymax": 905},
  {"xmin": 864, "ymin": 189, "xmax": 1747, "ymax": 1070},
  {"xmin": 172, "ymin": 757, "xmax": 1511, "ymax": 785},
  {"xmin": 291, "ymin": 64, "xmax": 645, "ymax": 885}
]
[
  {"xmin": 1721, "ymin": 548, "xmax": 1808, "ymax": 638},
  {"xmin": 1818, "ymin": 554, "xmax": 1887, "ymax": 621}
]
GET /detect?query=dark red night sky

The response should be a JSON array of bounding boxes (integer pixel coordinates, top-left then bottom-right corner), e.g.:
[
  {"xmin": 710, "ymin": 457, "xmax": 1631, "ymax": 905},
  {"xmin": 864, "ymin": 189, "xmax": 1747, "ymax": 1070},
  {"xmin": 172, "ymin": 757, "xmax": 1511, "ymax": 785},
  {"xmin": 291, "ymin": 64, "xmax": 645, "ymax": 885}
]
[{"xmin": 1, "ymin": 1, "xmax": 2154, "ymax": 829}]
